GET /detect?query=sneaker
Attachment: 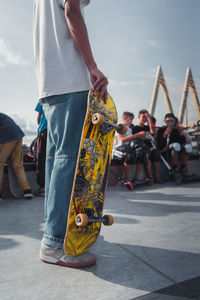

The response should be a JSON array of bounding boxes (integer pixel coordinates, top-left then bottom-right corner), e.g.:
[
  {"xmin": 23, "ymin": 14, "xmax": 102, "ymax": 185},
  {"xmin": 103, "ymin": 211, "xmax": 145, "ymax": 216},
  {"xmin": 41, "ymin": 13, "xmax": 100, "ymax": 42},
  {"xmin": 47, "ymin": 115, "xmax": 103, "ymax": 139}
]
[
  {"xmin": 154, "ymin": 175, "xmax": 164, "ymax": 184},
  {"xmin": 40, "ymin": 243, "xmax": 96, "ymax": 268},
  {"xmin": 24, "ymin": 189, "xmax": 33, "ymax": 199}
]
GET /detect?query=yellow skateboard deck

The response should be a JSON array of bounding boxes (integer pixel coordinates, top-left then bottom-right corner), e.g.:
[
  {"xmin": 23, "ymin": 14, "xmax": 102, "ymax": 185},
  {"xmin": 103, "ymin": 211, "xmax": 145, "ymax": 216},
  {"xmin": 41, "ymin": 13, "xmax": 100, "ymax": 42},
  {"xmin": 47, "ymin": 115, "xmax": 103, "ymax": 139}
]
[{"xmin": 64, "ymin": 89, "xmax": 118, "ymax": 256}]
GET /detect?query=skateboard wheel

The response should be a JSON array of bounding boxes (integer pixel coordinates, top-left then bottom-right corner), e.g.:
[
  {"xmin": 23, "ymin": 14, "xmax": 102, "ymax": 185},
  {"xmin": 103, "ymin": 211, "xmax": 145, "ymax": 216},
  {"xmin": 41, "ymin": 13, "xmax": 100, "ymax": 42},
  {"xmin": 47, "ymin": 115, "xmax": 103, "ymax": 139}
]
[
  {"xmin": 117, "ymin": 124, "xmax": 127, "ymax": 135},
  {"xmin": 92, "ymin": 113, "xmax": 105, "ymax": 126},
  {"xmin": 103, "ymin": 215, "xmax": 114, "ymax": 226},
  {"xmin": 75, "ymin": 214, "xmax": 89, "ymax": 226},
  {"xmin": 124, "ymin": 181, "xmax": 133, "ymax": 191}
]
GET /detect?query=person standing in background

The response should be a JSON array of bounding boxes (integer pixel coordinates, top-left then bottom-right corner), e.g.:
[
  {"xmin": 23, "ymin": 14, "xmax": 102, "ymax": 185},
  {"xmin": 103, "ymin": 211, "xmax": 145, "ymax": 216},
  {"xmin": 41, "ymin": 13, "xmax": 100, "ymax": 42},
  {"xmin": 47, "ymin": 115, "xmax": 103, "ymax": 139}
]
[
  {"xmin": 0, "ymin": 113, "xmax": 33, "ymax": 200},
  {"xmin": 35, "ymin": 102, "xmax": 47, "ymax": 197}
]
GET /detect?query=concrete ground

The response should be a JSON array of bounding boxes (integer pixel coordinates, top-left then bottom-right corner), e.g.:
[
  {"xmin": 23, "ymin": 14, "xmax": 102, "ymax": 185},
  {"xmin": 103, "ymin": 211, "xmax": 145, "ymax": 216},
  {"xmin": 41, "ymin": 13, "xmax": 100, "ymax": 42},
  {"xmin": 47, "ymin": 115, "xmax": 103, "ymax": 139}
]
[{"xmin": 1, "ymin": 182, "xmax": 200, "ymax": 300}]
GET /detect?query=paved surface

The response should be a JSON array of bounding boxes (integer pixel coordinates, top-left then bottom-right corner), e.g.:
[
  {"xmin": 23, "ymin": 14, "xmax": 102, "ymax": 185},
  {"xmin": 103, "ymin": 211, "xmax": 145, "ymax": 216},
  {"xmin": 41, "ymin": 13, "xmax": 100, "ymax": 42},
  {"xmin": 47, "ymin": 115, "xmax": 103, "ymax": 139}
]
[{"xmin": 1, "ymin": 182, "xmax": 200, "ymax": 300}]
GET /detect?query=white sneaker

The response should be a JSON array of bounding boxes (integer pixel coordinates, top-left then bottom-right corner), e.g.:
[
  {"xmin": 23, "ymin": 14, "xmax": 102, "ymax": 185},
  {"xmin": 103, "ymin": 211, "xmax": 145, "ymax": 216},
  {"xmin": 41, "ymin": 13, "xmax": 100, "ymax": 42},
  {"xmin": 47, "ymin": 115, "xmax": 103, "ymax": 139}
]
[{"xmin": 40, "ymin": 244, "xmax": 96, "ymax": 268}]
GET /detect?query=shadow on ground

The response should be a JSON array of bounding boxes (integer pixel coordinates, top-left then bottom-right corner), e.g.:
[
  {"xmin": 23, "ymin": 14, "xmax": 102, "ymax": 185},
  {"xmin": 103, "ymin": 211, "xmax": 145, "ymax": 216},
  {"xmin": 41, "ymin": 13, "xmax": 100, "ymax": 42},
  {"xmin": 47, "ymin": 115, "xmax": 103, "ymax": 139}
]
[
  {"xmin": 0, "ymin": 197, "xmax": 44, "ymax": 245},
  {"xmin": 77, "ymin": 236, "xmax": 200, "ymax": 295}
]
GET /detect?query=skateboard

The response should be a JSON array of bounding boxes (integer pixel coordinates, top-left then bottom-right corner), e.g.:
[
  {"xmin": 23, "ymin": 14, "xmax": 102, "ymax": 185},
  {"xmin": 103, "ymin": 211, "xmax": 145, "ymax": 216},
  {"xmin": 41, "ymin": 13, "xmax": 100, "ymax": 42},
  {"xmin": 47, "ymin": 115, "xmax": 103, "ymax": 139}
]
[
  {"xmin": 124, "ymin": 178, "xmax": 150, "ymax": 190},
  {"xmin": 7, "ymin": 158, "xmax": 24, "ymax": 198},
  {"xmin": 64, "ymin": 89, "xmax": 127, "ymax": 257}
]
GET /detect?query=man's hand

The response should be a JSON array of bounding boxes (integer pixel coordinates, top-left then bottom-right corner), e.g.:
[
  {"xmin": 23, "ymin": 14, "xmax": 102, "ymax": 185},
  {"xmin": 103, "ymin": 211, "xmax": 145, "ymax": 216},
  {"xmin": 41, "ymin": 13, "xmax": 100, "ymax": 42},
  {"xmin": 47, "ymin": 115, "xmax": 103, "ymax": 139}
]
[
  {"xmin": 90, "ymin": 68, "xmax": 108, "ymax": 103},
  {"xmin": 145, "ymin": 112, "xmax": 151, "ymax": 123},
  {"xmin": 164, "ymin": 127, "xmax": 172, "ymax": 137}
]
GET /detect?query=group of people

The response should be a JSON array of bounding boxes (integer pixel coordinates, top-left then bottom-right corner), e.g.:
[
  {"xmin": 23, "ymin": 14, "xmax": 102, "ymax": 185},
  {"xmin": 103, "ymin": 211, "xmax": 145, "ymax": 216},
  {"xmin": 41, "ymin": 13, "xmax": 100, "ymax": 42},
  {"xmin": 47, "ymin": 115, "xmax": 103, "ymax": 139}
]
[{"xmin": 113, "ymin": 110, "xmax": 193, "ymax": 186}]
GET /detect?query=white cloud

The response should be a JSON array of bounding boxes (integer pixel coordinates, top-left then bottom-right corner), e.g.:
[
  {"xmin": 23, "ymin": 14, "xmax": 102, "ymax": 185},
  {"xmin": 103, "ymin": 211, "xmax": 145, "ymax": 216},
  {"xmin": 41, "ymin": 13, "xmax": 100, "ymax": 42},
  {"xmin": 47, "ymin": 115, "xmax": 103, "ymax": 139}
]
[
  {"xmin": 110, "ymin": 78, "xmax": 148, "ymax": 87},
  {"xmin": 0, "ymin": 38, "xmax": 31, "ymax": 68},
  {"xmin": 135, "ymin": 80, "xmax": 146, "ymax": 85},
  {"xmin": 110, "ymin": 79, "xmax": 129, "ymax": 87},
  {"xmin": 148, "ymin": 40, "xmax": 161, "ymax": 48},
  {"xmin": 132, "ymin": 68, "xmax": 157, "ymax": 80}
]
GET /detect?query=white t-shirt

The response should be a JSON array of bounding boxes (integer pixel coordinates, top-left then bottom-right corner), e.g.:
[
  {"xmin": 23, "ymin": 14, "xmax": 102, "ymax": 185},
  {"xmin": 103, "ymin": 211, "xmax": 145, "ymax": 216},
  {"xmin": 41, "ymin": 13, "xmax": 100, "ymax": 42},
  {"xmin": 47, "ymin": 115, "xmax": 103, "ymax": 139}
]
[
  {"xmin": 33, "ymin": 0, "xmax": 91, "ymax": 99},
  {"xmin": 113, "ymin": 126, "xmax": 133, "ymax": 148}
]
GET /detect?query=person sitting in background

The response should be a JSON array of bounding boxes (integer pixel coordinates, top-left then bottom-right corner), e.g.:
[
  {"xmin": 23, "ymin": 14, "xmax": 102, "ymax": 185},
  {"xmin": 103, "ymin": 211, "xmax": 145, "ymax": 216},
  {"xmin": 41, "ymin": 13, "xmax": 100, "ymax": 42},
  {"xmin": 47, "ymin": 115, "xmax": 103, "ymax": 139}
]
[
  {"xmin": 151, "ymin": 116, "xmax": 156, "ymax": 126},
  {"xmin": 174, "ymin": 117, "xmax": 192, "ymax": 174},
  {"xmin": 129, "ymin": 112, "xmax": 135, "ymax": 132},
  {"xmin": 130, "ymin": 109, "xmax": 160, "ymax": 184},
  {"xmin": 151, "ymin": 116, "xmax": 158, "ymax": 137},
  {"xmin": 156, "ymin": 113, "xmax": 192, "ymax": 175},
  {"xmin": 112, "ymin": 111, "xmax": 136, "ymax": 182},
  {"xmin": 148, "ymin": 116, "xmax": 163, "ymax": 183},
  {"xmin": 0, "ymin": 113, "xmax": 33, "ymax": 200},
  {"xmin": 115, "ymin": 109, "xmax": 161, "ymax": 185}
]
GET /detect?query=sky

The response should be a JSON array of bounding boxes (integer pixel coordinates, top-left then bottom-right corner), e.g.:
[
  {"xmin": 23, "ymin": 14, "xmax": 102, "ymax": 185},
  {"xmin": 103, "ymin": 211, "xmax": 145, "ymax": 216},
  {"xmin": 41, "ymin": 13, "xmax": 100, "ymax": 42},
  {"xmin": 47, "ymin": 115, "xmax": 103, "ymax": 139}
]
[{"xmin": 0, "ymin": 0, "xmax": 200, "ymax": 144}]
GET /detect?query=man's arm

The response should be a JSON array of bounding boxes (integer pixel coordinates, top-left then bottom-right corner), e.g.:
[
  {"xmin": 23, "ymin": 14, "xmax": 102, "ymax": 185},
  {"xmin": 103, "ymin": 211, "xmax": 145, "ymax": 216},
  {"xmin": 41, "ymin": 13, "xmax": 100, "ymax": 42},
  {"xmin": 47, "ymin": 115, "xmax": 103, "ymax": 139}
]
[
  {"xmin": 117, "ymin": 131, "xmax": 147, "ymax": 144},
  {"xmin": 65, "ymin": 0, "xmax": 108, "ymax": 101}
]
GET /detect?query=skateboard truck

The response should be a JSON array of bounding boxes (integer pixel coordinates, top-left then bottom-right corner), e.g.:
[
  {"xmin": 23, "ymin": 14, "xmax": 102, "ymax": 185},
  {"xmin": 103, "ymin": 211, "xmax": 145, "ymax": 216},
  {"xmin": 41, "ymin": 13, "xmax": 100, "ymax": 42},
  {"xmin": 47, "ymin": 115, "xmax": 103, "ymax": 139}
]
[
  {"xmin": 92, "ymin": 113, "xmax": 127, "ymax": 135},
  {"xmin": 75, "ymin": 213, "xmax": 114, "ymax": 227}
]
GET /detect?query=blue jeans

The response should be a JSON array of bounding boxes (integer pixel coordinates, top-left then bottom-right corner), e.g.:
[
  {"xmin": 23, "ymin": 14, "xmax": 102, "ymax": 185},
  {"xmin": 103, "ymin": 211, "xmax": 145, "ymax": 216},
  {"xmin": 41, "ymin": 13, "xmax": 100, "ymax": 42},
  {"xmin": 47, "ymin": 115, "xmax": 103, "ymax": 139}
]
[{"xmin": 40, "ymin": 91, "xmax": 88, "ymax": 247}]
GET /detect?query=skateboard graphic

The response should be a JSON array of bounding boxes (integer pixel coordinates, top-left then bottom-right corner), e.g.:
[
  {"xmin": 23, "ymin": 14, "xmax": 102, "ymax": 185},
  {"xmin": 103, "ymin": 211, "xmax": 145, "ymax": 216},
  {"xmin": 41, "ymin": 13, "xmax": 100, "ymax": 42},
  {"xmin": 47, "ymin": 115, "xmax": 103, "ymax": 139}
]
[{"xmin": 64, "ymin": 89, "xmax": 127, "ymax": 256}]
